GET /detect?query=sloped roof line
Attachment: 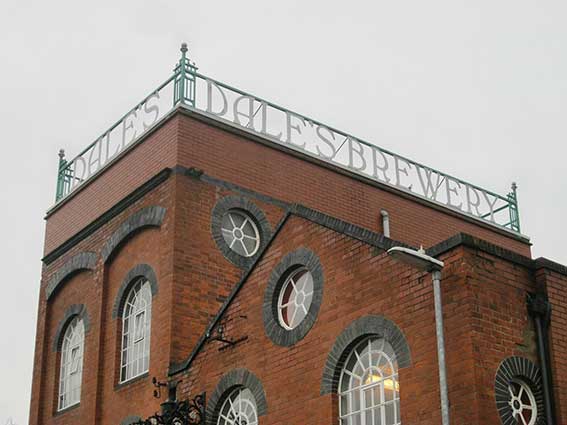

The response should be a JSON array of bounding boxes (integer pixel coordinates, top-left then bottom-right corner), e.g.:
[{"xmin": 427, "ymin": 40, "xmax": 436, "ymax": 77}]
[{"xmin": 168, "ymin": 203, "xmax": 409, "ymax": 376}]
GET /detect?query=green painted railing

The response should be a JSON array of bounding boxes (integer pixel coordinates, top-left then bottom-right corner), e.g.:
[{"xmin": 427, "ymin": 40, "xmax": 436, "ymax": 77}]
[{"xmin": 55, "ymin": 44, "xmax": 521, "ymax": 234}]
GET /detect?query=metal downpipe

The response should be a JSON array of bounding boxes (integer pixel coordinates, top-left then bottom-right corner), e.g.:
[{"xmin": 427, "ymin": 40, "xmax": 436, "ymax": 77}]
[{"xmin": 432, "ymin": 270, "xmax": 450, "ymax": 425}]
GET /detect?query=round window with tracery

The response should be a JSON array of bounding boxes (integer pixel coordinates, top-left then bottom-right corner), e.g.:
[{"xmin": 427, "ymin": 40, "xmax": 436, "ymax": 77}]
[
  {"xmin": 508, "ymin": 379, "xmax": 537, "ymax": 425},
  {"xmin": 277, "ymin": 268, "xmax": 314, "ymax": 330},
  {"xmin": 221, "ymin": 210, "xmax": 260, "ymax": 258}
]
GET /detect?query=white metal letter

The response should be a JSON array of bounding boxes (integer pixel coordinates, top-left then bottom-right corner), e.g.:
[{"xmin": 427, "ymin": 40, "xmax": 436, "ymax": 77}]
[
  {"xmin": 122, "ymin": 110, "xmax": 138, "ymax": 148},
  {"xmin": 371, "ymin": 147, "xmax": 391, "ymax": 183},
  {"xmin": 416, "ymin": 167, "xmax": 443, "ymax": 200},
  {"xmin": 87, "ymin": 139, "xmax": 102, "ymax": 177},
  {"xmin": 315, "ymin": 125, "xmax": 337, "ymax": 159},
  {"xmin": 465, "ymin": 184, "xmax": 482, "ymax": 216},
  {"xmin": 143, "ymin": 92, "xmax": 160, "ymax": 131},
  {"xmin": 285, "ymin": 111, "xmax": 307, "ymax": 148},
  {"xmin": 233, "ymin": 95, "xmax": 255, "ymax": 129},
  {"xmin": 260, "ymin": 102, "xmax": 283, "ymax": 141},
  {"xmin": 206, "ymin": 79, "xmax": 228, "ymax": 117},
  {"xmin": 445, "ymin": 176, "xmax": 463, "ymax": 210},
  {"xmin": 394, "ymin": 156, "xmax": 413, "ymax": 191}
]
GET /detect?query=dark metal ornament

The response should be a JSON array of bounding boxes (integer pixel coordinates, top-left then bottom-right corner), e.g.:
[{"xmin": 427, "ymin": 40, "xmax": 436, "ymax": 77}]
[{"xmin": 132, "ymin": 380, "xmax": 205, "ymax": 425}]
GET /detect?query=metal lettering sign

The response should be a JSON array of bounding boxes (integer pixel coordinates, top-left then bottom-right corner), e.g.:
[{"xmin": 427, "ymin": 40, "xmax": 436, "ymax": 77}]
[{"xmin": 55, "ymin": 45, "xmax": 520, "ymax": 233}]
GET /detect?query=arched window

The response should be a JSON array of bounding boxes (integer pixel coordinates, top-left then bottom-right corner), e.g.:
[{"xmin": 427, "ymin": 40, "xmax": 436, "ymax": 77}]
[
  {"xmin": 120, "ymin": 278, "xmax": 152, "ymax": 382},
  {"xmin": 58, "ymin": 316, "xmax": 84, "ymax": 410},
  {"xmin": 217, "ymin": 387, "xmax": 258, "ymax": 425},
  {"xmin": 339, "ymin": 337, "xmax": 400, "ymax": 425}
]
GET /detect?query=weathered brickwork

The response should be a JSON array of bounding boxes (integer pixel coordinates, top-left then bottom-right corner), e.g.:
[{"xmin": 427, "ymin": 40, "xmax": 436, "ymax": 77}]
[
  {"xmin": 31, "ymin": 178, "xmax": 177, "ymax": 425},
  {"xmin": 173, "ymin": 216, "xmax": 545, "ymax": 425},
  {"xmin": 31, "ymin": 108, "xmax": 567, "ymax": 425},
  {"xmin": 168, "ymin": 174, "xmax": 286, "ymax": 364},
  {"xmin": 537, "ymin": 266, "xmax": 567, "ymax": 423}
]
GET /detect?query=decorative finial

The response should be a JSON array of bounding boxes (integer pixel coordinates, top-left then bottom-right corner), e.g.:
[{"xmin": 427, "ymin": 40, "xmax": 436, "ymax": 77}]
[
  {"xmin": 58, "ymin": 149, "xmax": 65, "ymax": 160},
  {"xmin": 418, "ymin": 245, "xmax": 425, "ymax": 254},
  {"xmin": 180, "ymin": 43, "xmax": 188, "ymax": 54},
  {"xmin": 511, "ymin": 182, "xmax": 517, "ymax": 191}
]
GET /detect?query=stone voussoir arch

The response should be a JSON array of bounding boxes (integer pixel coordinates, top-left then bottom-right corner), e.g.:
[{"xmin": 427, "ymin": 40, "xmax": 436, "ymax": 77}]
[
  {"xmin": 46, "ymin": 252, "xmax": 98, "ymax": 300},
  {"xmin": 101, "ymin": 205, "xmax": 166, "ymax": 263},
  {"xmin": 320, "ymin": 315, "xmax": 411, "ymax": 395},
  {"xmin": 495, "ymin": 356, "xmax": 545, "ymax": 425},
  {"xmin": 112, "ymin": 263, "xmax": 158, "ymax": 319},
  {"xmin": 52, "ymin": 304, "xmax": 91, "ymax": 352},
  {"xmin": 206, "ymin": 368, "xmax": 268, "ymax": 425}
]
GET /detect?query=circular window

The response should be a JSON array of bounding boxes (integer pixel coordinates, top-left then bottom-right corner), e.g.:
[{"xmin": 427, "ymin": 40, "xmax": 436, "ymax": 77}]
[
  {"xmin": 508, "ymin": 379, "xmax": 537, "ymax": 425},
  {"xmin": 263, "ymin": 248, "xmax": 323, "ymax": 346},
  {"xmin": 211, "ymin": 196, "xmax": 272, "ymax": 268},
  {"xmin": 221, "ymin": 210, "xmax": 260, "ymax": 258},
  {"xmin": 495, "ymin": 356, "xmax": 544, "ymax": 425},
  {"xmin": 277, "ymin": 268, "xmax": 314, "ymax": 330},
  {"xmin": 217, "ymin": 388, "xmax": 258, "ymax": 425}
]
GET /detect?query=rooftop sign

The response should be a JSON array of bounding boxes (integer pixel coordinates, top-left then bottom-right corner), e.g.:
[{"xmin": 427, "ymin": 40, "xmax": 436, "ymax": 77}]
[{"xmin": 55, "ymin": 44, "xmax": 521, "ymax": 233}]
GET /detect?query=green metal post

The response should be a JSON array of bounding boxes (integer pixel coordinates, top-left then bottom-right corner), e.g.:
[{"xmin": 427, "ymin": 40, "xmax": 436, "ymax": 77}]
[
  {"xmin": 173, "ymin": 43, "xmax": 197, "ymax": 107},
  {"xmin": 508, "ymin": 182, "xmax": 521, "ymax": 233},
  {"xmin": 186, "ymin": 48, "xmax": 197, "ymax": 107},
  {"xmin": 174, "ymin": 43, "xmax": 188, "ymax": 105},
  {"xmin": 55, "ymin": 149, "xmax": 67, "ymax": 201}
]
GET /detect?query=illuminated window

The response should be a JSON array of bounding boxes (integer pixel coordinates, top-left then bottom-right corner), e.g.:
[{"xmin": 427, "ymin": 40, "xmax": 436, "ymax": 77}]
[
  {"xmin": 221, "ymin": 210, "xmax": 260, "ymax": 258},
  {"xmin": 120, "ymin": 279, "xmax": 152, "ymax": 382},
  {"xmin": 217, "ymin": 388, "xmax": 258, "ymax": 425},
  {"xmin": 339, "ymin": 337, "xmax": 400, "ymax": 425},
  {"xmin": 277, "ymin": 268, "xmax": 314, "ymax": 330},
  {"xmin": 58, "ymin": 316, "xmax": 84, "ymax": 410},
  {"xmin": 507, "ymin": 379, "xmax": 537, "ymax": 425}
]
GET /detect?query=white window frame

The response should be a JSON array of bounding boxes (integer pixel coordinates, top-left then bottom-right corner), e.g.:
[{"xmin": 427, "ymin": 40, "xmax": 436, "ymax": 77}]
[
  {"xmin": 217, "ymin": 387, "xmax": 258, "ymax": 425},
  {"xmin": 58, "ymin": 316, "xmax": 84, "ymax": 411},
  {"xmin": 220, "ymin": 210, "xmax": 261, "ymax": 257},
  {"xmin": 120, "ymin": 278, "xmax": 152, "ymax": 383},
  {"xmin": 277, "ymin": 268, "xmax": 314, "ymax": 330},
  {"xmin": 339, "ymin": 337, "xmax": 401, "ymax": 425},
  {"xmin": 508, "ymin": 378, "xmax": 537, "ymax": 425}
]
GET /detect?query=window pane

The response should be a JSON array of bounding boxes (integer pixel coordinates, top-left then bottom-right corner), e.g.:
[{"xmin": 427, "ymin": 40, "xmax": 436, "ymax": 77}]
[
  {"xmin": 352, "ymin": 391, "xmax": 361, "ymax": 412},
  {"xmin": 385, "ymin": 402, "xmax": 395, "ymax": 425},
  {"xmin": 373, "ymin": 408, "xmax": 382, "ymax": 425}
]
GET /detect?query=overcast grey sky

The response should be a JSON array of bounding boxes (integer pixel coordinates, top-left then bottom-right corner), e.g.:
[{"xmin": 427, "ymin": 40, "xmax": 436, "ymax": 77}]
[{"xmin": 1, "ymin": 1, "xmax": 566, "ymax": 423}]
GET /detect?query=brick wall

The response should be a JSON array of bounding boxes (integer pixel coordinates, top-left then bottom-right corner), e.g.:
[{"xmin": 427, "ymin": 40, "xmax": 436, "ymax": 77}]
[
  {"xmin": 33, "ymin": 108, "xmax": 555, "ymax": 425},
  {"xmin": 175, "ymin": 216, "xmax": 540, "ymax": 425},
  {"xmin": 31, "ymin": 179, "xmax": 177, "ymax": 425},
  {"xmin": 169, "ymin": 174, "xmax": 286, "ymax": 363},
  {"xmin": 539, "ymin": 267, "xmax": 567, "ymax": 423},
  {"xmin": 44, "ymin": 117, "xmax": 179, "ymax": 254},
  {"xmin": 462, "ymin": 247, "xmax": 539, "ymax": 423}
]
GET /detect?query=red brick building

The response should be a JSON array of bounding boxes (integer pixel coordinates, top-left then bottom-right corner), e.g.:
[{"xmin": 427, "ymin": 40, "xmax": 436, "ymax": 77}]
[{"xmin": 30, "ymin": 46, "xmax": 567, "ymax": 425}]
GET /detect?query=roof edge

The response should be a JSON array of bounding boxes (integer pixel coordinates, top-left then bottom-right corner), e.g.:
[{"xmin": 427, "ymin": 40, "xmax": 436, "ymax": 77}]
[{"xmin": 427, "ymin": 233, "xmax": 567, "ymax": 277}]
